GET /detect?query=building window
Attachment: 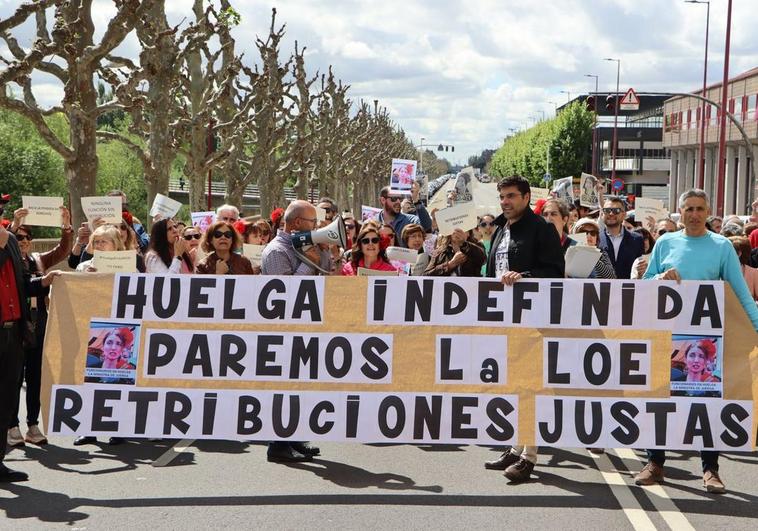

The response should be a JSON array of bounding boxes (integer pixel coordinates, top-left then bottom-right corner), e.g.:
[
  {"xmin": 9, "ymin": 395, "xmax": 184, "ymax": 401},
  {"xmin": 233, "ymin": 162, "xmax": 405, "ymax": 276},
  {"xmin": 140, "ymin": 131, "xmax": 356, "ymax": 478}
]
[{"xmin": 749, "ymin": 94, "xmax": 757, "ymax": 121}]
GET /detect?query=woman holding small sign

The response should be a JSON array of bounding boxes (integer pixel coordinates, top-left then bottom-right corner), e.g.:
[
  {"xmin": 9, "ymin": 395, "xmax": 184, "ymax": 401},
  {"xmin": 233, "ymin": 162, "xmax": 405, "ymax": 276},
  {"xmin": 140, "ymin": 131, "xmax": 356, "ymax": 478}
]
[
  {"xmin": 145, "ymin": 219, "xmax": 193, "ymax": 274},
  {"xmin": 424, "ymin": 228, "xmax": 485, "ymax": 277}
]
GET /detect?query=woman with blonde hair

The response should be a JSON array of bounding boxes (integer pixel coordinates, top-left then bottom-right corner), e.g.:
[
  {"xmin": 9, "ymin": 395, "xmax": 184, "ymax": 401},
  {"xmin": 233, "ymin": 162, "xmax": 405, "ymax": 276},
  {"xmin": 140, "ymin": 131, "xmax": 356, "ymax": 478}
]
[{"xmin": 75, "ymin": 225, "xmax": 124, "ymax": 272}]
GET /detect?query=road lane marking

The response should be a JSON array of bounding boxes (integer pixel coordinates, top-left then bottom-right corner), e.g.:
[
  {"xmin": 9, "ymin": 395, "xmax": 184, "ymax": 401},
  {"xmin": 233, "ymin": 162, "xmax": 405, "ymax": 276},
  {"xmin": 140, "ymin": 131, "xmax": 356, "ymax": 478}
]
[
  {"xmin": 613, "ymin": 448, "xmax": 695, "ymax": 531},
  {"xmin": 589, "ymin": 450, "xmax": 657, "ymax": 531},
  {"xmin": 152, "ymin": 439, "xmax": 196, "ymax": 467}
]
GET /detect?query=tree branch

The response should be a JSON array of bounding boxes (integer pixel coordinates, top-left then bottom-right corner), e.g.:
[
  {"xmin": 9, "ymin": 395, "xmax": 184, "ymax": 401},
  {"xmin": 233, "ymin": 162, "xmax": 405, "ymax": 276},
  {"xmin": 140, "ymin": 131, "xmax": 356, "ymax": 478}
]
[
  {"xmin": 96, "ymin": 130, "xmax": 149, "ymax": 167},
  {"xmin": 0, "ymin": 92, "xmax": 73, "ymax": 160},
  {"xmin": 0, "ymin": 0, "xmax": 56, "ymax": 34}
]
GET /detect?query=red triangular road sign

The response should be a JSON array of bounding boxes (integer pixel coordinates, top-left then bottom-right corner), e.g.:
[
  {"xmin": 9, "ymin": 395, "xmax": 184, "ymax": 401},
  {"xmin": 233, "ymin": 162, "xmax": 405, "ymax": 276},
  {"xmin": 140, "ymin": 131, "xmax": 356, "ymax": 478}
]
[{"xmin": 620, "ymin": 88, "xmax": 640, "ymax": 109}]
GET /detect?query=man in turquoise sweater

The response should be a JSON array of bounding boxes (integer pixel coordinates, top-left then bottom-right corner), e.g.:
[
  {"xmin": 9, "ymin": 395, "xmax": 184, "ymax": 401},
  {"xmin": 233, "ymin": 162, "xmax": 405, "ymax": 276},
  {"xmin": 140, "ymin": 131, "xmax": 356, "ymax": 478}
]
[{"xmin": 636, "ymin": 189, "xmax": 758, "ymax": 494}]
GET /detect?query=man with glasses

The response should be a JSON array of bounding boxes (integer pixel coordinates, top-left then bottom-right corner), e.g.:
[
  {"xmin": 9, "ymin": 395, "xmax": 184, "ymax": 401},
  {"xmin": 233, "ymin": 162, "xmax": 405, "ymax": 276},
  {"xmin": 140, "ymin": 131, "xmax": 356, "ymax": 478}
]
[
  {"xmin": 483, "ymin": 176, "xmax": 564, "ymax": 483},
  {"xmin": 377, "ymin": 185, "xmax": 432, "ymax": 247},
  {"xmin": 260, "ymin": 200, "xmax": 328, "ymax": 463},
  {"xmin": 598, "ymin": 196, "xmax": 644, "ymax": 279}
]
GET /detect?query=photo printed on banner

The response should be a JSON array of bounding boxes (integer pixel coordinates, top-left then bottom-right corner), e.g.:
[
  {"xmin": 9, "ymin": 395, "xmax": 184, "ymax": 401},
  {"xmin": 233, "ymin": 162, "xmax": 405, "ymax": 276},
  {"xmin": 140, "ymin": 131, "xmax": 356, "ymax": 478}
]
[
  {"xmin": 84, "ymin": 319, "xmax": 141, "ymax": 385},
  {"xmin": 670, "ymin": 334, "xmax": 722, "ymax": 398}
]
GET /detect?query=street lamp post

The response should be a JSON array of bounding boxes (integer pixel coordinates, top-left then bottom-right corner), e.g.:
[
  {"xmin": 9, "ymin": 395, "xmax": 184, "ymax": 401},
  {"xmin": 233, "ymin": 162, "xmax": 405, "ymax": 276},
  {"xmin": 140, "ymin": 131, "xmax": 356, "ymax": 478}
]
[
  {"xmin": 716, "ymin": 0, "xmax": 732, "ymax": 216},
  {"xmin": 419, "ymin": 137, "xmax": 425, "ymax": 174},
  {"xmin": 548, "ymin": 101, "xmax": 558, "ymax": 115},
  {"xmin": 560, "ymin": 90, "xmax": 571, "ymax": 103},
  {"xmin": 685, "ymin": 0, "xmax": 710, "ymax": 188},
  {"xmin": 604, "ymin": 58, "xmax": 621, "ymax": 182},
  {"xmin": 585, "ymin": 74, "xmax": 600, "ymax": 176}
]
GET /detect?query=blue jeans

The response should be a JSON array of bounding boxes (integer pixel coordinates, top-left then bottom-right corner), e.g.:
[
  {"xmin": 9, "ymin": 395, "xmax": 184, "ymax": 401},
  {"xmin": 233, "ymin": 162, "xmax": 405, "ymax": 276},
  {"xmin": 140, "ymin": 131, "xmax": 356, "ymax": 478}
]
[{"xmin": 646, "ymin": 449, "xmax": 719, "ymax": 472}]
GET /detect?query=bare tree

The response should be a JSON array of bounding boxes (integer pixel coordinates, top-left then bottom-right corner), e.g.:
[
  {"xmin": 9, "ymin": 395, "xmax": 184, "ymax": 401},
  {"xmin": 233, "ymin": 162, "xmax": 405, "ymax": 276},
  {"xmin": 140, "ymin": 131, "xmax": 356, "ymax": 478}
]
[{"xmin": 0, "ymin": 0, "xmax": 156, "ymax": 225}]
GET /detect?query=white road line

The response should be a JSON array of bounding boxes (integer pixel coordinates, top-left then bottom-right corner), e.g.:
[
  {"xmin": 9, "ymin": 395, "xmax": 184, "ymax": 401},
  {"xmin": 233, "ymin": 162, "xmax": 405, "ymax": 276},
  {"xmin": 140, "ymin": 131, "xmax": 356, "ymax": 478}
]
[
  {"xmin": 152, "ymin": 439, "xmax": 196, "ymax": 467},
  {"xmin": 589, "ymin": 450, "xmax": 657, "ymax": 531},
  {"xmin": 613, "ymin": 448, "xmax": 696, "ymax": 531}
]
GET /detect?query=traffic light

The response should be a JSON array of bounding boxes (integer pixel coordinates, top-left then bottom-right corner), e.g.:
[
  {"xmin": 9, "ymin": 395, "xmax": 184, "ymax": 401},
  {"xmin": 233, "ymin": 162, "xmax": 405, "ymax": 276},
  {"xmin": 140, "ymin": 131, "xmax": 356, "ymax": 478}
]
[
  {"xmin": 605, "ymin": 94, "xmax": 616, "ymax": 111},
  {"xmin": 585, "ymin": 96, "xmax": 595, "ymax": 112}
]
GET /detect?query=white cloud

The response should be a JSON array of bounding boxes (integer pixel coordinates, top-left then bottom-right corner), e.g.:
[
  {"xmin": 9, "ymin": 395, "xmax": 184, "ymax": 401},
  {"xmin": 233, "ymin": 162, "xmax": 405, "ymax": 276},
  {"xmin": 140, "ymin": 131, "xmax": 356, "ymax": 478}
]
[{"xmin": 2, "ymin": 0, "xmax": 757, "ymax": 164}]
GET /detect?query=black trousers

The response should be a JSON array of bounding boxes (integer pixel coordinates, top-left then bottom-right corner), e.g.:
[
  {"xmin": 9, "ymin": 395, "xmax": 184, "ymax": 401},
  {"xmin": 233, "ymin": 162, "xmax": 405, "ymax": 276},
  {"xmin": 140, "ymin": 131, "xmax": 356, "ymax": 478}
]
[
  {"xmin": 0, "ymin": 322, "xmax": 24, "ymax": 464},
  {"xmin": 12, "ymin": 342, "xmax": 43, "ymax": 427}
]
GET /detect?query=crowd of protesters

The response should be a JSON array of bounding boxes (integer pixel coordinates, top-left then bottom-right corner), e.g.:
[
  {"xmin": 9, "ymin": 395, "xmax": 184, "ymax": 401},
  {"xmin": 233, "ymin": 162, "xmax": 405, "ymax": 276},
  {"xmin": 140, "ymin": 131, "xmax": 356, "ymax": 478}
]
[{"xmin": 1, "ymin": 176, "xmax": 757, "ymax": 488}]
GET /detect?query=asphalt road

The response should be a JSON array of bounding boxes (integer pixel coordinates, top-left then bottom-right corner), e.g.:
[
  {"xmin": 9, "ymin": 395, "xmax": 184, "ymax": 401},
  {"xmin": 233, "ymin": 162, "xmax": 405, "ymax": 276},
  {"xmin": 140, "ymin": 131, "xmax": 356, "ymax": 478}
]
[{"xmin": 2, "ymin": 391, "xmax": 757, "ymax": 530}]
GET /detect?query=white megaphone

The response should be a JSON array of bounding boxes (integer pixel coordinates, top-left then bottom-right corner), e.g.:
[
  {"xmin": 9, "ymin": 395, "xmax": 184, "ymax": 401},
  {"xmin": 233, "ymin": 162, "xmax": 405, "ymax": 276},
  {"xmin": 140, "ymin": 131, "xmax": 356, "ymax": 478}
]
[{"xmin": 291, "ymin": 215, "xmax": 347, "ymax": 274}]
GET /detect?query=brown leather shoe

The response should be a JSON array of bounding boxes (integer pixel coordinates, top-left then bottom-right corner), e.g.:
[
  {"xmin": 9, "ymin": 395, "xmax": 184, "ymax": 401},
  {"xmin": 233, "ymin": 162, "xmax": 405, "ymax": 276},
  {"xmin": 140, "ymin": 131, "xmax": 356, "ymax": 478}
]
[
  {"xmin": 484, "ymin": 451, "xmax": 519, "ymax": 470},
  {"xmin": 703, "ymin": 469, "xmax": 725, "ymax": 494},
  {"xmin": 635, "ymin": 461, "xmax": 664, "ymax": 486},
  {"xmin": 504, "ymin": 457, "xmax": 534, "ymax": 483}
]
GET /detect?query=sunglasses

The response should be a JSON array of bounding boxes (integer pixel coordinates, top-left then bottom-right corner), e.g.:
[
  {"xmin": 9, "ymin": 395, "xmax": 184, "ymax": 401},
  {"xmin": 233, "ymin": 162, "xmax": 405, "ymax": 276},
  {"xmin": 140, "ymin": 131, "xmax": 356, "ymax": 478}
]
[
  {"xmin": 657, "ymin": 229, "xmax": 668, "ymax": 236},
  {"xmin": 345, "ymin": 224, "xmax": 355, "ymax": 230},
  {"xmin": 360, "ymin": 237, "xmax": 380, "ymax": 245},
  {"xmin": 479, "ymin": 221, "xmax": 494, "ymax": 228},
  {"xmin": 602, "ymin": 207, "xmax": 623, "ymax": 215},
  {"xmin": 577, "ymin": 230, "xmax": 599, "ymax": 237},
  {"xmin": 16, "ymin": 234, "xmax": 32, "ymax": 241},
  {"xmin": 183, "ymin": 233, "xmax": 202, "ymax": 240},
  {"xmin": 385, "ymin": 196, "xmax": 403, "ymax": 203},
  {"xmin": 213, "ymin": 230, "xmax": 234, "ymax": 239}
]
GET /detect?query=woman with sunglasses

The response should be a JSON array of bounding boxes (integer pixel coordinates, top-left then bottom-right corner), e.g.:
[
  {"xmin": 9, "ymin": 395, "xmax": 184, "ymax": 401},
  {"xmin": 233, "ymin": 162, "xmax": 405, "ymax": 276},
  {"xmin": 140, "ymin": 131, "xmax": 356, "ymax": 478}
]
[
  {"xmin": 400, "ymin": 223, "xmax": 430, "ymax": 276},
  {"xmin": 145, "ymin": 218, "xmax": 193, "ymax": 274},
  {"xmin": 341, "ymin": 225, "xmax": 397, "ymax": 275},
  {"xmin": 6, "ymin": 209, "xmax": 72, "ymax": 447},
  {"xmin": 195, "ymin": 221, "xmax": 254, "ymax": 275},
  {"xmin": 476, "ymin": 214, "xmax": 496, "ymax": 275},
  {"xmin": 569, "ymin": 219, "xmax": 616, "ymax": 279}
]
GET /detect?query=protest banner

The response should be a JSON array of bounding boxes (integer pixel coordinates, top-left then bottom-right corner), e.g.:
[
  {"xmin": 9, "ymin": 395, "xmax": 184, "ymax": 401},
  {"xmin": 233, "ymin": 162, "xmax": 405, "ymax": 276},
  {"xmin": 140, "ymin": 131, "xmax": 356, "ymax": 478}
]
[
  {"xmin": 386, "ymin": 246, "xmax": 420, "ymax": 264},
  {"xmin": 191, "ymin": 211, "xmax": 215, "ymax": 232},
  {"xmin": 390, "ymin": 159, "xmax": 417, "ymax": 193},
  {"xmin": 635, "ymin": 197, "xmax": 668, "ymax": 224},
  {"xmin": 149, "ymin": 193, "xmax": 182, "ymax": 219},
  {"xmin": 552, "ymin": 176, "xmax": 575, "ymax": 203},
  {"xmin": 435, "ymin": 202, "xmax": 478, "ymax": 236},
  {"xmin": 93, "ymin": 250, "xmax": 137, "ymax": 273},
  {"xmin": 81, "ymin": 196, "xmax": 122, "ymax": 224},
  {"xmin": 21, "ymin": 196, "xmax": 63, "ymax": 227},
  {"xmin": 579, "ymin": 173, "xmax": 600, "ymax": 208},
  {"xmin": 42, "ymin": 275, "xmax": 757, "ymax": 449},
  {"xmin": 361, "ymin": 205, "xmax": 381, "ymax": 222}
]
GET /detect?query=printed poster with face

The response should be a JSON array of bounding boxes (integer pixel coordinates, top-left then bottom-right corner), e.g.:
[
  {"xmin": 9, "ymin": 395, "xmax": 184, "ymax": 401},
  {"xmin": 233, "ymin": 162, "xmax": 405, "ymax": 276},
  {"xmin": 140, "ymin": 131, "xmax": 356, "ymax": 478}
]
[
  {"xmin": 579, "ymin": 173, "xmax": 599, "ymax": 209},
  {"xmin": 670, "ymin": 335, "xmax": 722, "ymax": 398},
  {"xmin": 390, "ymin": 159, "xmax": 417, "ymax": 193},
  {"xmin": 84, "ymin": 320, "xmax": 141, "ymax": 385},
  {"xmin": 551, "ymin": 176, "xmax": 575, "ymax": 203}
]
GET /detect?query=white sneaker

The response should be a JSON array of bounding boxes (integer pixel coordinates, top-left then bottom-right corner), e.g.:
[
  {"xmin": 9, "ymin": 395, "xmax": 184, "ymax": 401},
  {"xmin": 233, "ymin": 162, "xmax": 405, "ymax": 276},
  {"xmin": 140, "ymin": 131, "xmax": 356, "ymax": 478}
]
[
  {"xmin": 7, "ymin": 426, "xmax": 25, "ymax": 447},
  {"xmin": 24, "ymin": 425, "xmax": 48, "ymax": 445}
]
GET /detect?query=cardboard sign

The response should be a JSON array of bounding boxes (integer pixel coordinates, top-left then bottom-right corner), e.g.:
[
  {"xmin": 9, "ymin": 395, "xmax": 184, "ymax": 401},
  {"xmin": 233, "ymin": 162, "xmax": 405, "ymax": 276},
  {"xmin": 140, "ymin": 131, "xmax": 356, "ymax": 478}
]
[
  {"xmin": 530, "ymin": 187, "xmax": 550, "ymax": 205},
  {"xmin": 568, "ymin": 232, "xmax": 588, "ymax": 246},
  {"xmin": 92, "ymin": 250, "xmax": 137, "ymax": 273},
  {"xmin": 357, "ymin": 267, "xmax": 399, "ymax": 276},
  {"xmin": 564, "ymin": 246, "xmax": 601, "ymax": 278},
  {"xmin": 149, "ymin": 193, "xmax": 182, "ymax": 219},
  {"xmin": 435, "ymin": 202, "xmax": 478, "ymax": 236},
  {"xmin": 81, "ymin": 196, "xmax": 122, "ymax": 224},
  {"xmin": 315, "ymin": 206, "xmax": 327, "ymax": 223},
  {"xmin": 635, "ymin": 197, "xmax": 668, "ymax": 224},
  {"xmin": 242, "ymin": 244, "xmax": 265, "ymax": 265},
  {"xmin": 21, "ymin": 196, "xmax": 63, "ymax": 227},
  {"xmin": 390, "ymin": 158, "xmax": 417, "ymax": 193},
  {"xmin": 386, "ymin": 246, "xmax": 420, "ymax": 264},
  {"xmin": 552, "ymin": 176, "xmax": 575, "ymax": 203}
]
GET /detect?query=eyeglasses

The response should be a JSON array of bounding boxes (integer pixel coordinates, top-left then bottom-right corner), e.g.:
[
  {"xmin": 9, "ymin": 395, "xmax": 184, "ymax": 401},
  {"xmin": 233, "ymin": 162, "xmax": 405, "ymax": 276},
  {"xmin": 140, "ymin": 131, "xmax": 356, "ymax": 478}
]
[
  {"xmin": 657, "ymin": 229, "xmax": 668, "ymax": 236},
  {"xmin": 16, "ymin": 234, "xmax": 31, "ymax": 241},
  {"xmin": 385, "ymin": 196, "xmax": 403, "ymax": 203},
  {"xmin": 541, "ymin": 210, "xmax": 560, "ymax": 217},
  {"xmin": 219, "ymin": 216, "xmax": 239, "ymax": 222},
  {"xmin": 183, "ymin": 233, "xmax": 202, "ymax": 240},
  {"xmin": 602, "ymin": 207, "xmax": 623, "ymax": 215},
  {"xmin": 360, "ymin": 237, "xmax": 380, "ymax": 245},
  {"xmin": 298, "ymin": 217, "xmax": 317, "ymax": 224},
  {"xmin": 499, "ymin": 192, "xmax": 523, "ymax": 200},
  {"xmin": 213, "ymin": 230, "xmax": 234, "ymax": 239},
  {"xmin": 479, "ymin": 221, "xmax": 493, "ymax": 228}
]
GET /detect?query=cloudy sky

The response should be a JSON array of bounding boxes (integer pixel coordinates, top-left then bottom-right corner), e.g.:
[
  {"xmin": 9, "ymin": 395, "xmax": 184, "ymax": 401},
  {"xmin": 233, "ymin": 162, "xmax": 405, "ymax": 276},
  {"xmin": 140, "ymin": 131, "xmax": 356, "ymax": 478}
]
[{"xmin": 2, "ymin": 0, "xmax": 758, "ymax": 164}]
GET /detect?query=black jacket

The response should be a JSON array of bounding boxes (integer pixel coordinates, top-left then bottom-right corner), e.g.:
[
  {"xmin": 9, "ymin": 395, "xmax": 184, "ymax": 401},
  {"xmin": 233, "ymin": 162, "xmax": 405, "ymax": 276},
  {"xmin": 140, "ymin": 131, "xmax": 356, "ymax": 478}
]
[
  {"xmin": 598, "ymin": 227, "xmax": 644, "ymax": 279},
  {"xmin": 485, "ymin": 207, "xmax": 565, "ymax": 278},
  {"xmin": 0, "ymin": 233, "xmax": 47, "ymax": 341},
  {"xmin": 424, "ymin": 238, "xmax": 486, "ymax": 277}
]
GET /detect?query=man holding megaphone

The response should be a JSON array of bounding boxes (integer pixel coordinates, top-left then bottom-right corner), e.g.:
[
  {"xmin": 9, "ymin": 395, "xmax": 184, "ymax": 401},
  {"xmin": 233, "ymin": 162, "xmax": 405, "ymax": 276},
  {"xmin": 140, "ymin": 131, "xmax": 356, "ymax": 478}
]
[{"xmin": 260, "ymin": 200, "xmax": 339, "ymax": 462}]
